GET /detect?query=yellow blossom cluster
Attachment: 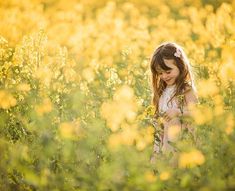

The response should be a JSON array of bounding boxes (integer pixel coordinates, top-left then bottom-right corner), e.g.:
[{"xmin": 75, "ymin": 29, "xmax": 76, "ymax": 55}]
[
  {"xmin": 178, "ymin": 149, "xmax": 205, "ymax": 168},
  {"xmin": 0, "ymin": 1, "xmax": 234, "ymax": 188},
  {"xmin": 17, "ymin": 83, "xmax": 31, "ymax": 92},
  {"xmin": 225, "ymin": 113, "xmax": 234, "ymax": 135},
  {"xmin": 191, "ymin": 104, "xmax": 213, "ymax": 125},
  {"xmin": 108, "ymin": 124, "xmax": 138, "ymax": 149},
  {"xmin": 35, "ymin": 98, "xmax": 52, "ymax": 116},
  {"xmin": 197, "ymin": 79, "xmax": 219, "ymax": 98},
  {"xmin": 159, "ymin": 171, "xmax": 171, "ymax": 181},
  {"xmin": 100, "ymin": 85, "xmax": 137, "ymax": 132},
  {"xmin": 59, "ymin": 119, "xmax": 84, "ymax": 140},
  {"xmin": 0, "ymin": 90, "xmax": 17, "ymax": 109},
  {"xmin": 144, "ymin": 171, "xmax": 157, "ymax": 183}
]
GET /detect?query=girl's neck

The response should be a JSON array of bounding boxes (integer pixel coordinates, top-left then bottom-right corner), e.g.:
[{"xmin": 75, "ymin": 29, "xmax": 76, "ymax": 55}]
[{"xmin": 166, "ymin": 84, "xmax": 176, "ymax": 88}]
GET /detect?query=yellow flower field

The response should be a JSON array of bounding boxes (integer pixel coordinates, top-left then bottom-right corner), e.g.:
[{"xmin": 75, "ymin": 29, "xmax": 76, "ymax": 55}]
[{"xmin": 0, "ymin": 0, "xmax": 234, "ymax": 190}]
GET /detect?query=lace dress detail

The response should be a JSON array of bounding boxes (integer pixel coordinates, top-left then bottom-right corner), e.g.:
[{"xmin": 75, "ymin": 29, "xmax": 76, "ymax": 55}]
[
  {"xmin": 159, "ymin": 85, "xmax": 178, "ymax": 113},
  {"xmin": 153, "ymin": 85, "xmax": 181, "ymax": 154}
]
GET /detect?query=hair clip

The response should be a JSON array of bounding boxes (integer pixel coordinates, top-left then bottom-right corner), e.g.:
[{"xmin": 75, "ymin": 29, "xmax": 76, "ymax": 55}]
[{"xmin": 174, "ymin": 48, "xmax": 181, "ymax": 58}]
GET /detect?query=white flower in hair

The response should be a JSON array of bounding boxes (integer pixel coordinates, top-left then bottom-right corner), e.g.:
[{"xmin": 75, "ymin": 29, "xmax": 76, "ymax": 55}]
[{"xmin": 174, "ymin": 48, "xmax": 181, "ymax": 58}]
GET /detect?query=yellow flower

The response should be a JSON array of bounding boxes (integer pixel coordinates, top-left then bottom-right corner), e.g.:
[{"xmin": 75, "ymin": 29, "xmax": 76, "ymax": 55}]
[
  {"xmin": 134, "ymin": 126, "xmax": 154, "ymax": 151},
  {"xmin": 113, "ymin": 85, "xmax": 134, "ymax": 101},
  {"xmin": 35, "ymin": 66, "xmax": 52, "ymax": 86},
  {"xmin": 157, "ymin": 116, "xmax": 165, "ymax": 124},
  {"xmin": 100, "ymin": 85, "xmax": 137, "ymax": 132},
  {"xmin": 225, "ymin": 114, "xmax": 234, "ymax": 135},
  {"xmin": 197, "ymin": 79, "xmax": 219, "ymax": 97},
  {"xmin": 59, "ymin": 121, "xmax": 81, "ymax": 140},
  {"xmin": 82, "ymin": 67, "xmax": 95, "ymax": 83},
  {"xmin": 159, "ymin": 171, "xmax": 170, "ymax": 181},
  {"xmin": 191, "ymin": 105, "xmax": 213, "ymax": 125},
  {"xmin": 108, "ymin": 133, "xmax": 122, "ymax": 150},
  {"xmin": 121, "ymin": 126, "xmax": 138, "ymax": 146},
  {"xmin": 136, "ymin": 140, "xmax": 147, "ymax": 151},
  {"xmin": 178, "ymin": 149, "xmax": 205, "ymax": 168},
  {"xmin": 63, "ymin": 68, "xmax": 77, "ymax": 82},
  {"xmin": 35, "ymin": 98, "xmax": 52, "ymax": 116},
  {"xmin": 145, "ymin": 171, "xmax": 157, "ymax": 183},
  {"xmin": 220, "ymin": 60, "xmax": 235, "ymax": 82},
  {"xmin": 220, "ymin": 45, "xmax": 235, "ymax": 84},
  {"xmin": 0, "ymin": 90, "xmax": 17, "ymax": 109},
  {"xmin": 17, "ymin": 83, "xmax": 31, "ymax": 92}
]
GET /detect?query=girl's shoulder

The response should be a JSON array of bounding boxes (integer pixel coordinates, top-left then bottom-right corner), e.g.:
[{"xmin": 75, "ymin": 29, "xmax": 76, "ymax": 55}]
[
  {"xmin": 183, "ymin": 83, "xmax": 195, "ymax": 94},
  {"xmin": 182, "ymin": 83, "xmax": 198, "ymax": 104}
]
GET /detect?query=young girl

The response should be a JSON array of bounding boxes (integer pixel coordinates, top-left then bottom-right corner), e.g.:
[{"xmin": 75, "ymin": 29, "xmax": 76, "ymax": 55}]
[{"xmin": 149, "ymin": 42, "xmax": 198, "ymax": 161}]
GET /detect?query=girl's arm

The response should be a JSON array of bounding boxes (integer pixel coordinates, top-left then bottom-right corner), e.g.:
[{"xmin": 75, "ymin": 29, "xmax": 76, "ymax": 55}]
[
  {"xmin": 163, "ymin": 89, "xmax": 198, "ymax": 121},
  {"xmin": 180, "ymin": 88, "xmax": 198, "ymax": 117}
]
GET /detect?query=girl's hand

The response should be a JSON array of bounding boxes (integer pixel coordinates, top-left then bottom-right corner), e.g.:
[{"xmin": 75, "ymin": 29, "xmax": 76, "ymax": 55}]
[{"xmin": 163, "ymin": 108, "xmax": 180, "ymax": 122}]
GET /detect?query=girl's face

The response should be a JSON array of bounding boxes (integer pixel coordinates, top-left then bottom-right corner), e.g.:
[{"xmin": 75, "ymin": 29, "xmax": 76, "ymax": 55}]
[{"xmin": 157, "ymin": 59, "xmax": 180, "ymax": 86}]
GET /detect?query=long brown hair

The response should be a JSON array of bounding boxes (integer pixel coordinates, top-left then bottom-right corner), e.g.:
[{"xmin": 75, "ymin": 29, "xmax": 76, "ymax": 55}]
[{"xmin": 150, "ymin": 42, "xmax": 195, "ymax": 113}]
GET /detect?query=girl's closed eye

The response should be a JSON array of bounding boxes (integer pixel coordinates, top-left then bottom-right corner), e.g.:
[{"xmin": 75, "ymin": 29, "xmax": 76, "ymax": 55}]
[
  {"xmin": 158, "ymin": 71, "xmax": 171, "ymax": 75},
  {"xmin": 156, "ymin": 70, "xmax": 163, "ymax": 75}
]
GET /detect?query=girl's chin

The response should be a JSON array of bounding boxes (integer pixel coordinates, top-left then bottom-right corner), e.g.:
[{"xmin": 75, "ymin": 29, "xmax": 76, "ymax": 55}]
[
  {"xmin": 165, "ymin": 81, "xmax": 176, "ymax": 86},
  {"xmin": 165, "ymin": 80, "xmax": 173, "ymax": 84}
]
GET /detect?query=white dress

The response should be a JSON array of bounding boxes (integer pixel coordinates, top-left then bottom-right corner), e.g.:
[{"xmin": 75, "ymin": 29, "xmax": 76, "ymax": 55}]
[
  {"xmin": 154, "ymin": 85, "xmax": 182, "ymax": 153},
  {"xmin": 159, "ymin": 85, "xmax": 178, "ymax": 113}
]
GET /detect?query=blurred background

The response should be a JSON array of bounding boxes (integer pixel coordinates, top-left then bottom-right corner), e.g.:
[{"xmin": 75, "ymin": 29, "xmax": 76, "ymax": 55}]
[{"xmin": 0, "ymin": 0, "xmax": 235, "ymax": 190}]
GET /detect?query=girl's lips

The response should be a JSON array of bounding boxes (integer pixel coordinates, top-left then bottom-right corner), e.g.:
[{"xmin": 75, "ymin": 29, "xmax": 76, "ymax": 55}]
[{"xmin": 165, "ymin": 79, "xmax": 171, "ymax": 82}]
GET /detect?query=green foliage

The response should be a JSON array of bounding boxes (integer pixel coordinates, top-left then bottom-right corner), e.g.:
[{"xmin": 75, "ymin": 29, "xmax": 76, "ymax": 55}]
[{"xmin": 0, "ymin": 0, "xmax": 235, "ymax": 190}]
